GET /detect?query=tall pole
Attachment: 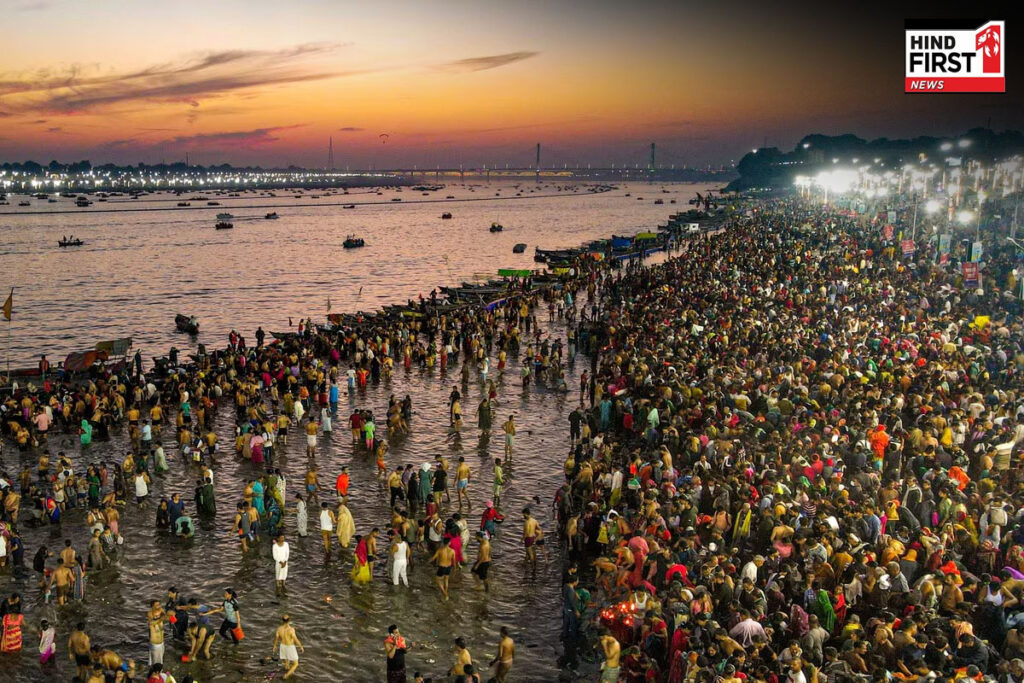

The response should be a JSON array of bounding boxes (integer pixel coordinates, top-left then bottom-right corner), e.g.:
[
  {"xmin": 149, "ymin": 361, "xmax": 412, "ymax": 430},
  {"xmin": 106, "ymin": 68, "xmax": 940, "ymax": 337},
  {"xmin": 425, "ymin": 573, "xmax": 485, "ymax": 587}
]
[
  {"xmin": 535, "ymin": 143, "xmax": 540, "ymax": 184},
  {"xmin": 911, "ymin": 198, "xmax": 918, "ymax": 242},
  {"xmin": 5, "ymin": 287, "xmax": 11, "ymax": 382}
]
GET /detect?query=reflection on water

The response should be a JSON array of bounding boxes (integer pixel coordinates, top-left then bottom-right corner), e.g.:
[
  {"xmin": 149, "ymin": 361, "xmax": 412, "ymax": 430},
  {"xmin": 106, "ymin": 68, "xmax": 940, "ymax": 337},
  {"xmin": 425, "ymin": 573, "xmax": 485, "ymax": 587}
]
[{"xmin": 0, "ymin": 181, "xmax": 713, "ymax": 681}]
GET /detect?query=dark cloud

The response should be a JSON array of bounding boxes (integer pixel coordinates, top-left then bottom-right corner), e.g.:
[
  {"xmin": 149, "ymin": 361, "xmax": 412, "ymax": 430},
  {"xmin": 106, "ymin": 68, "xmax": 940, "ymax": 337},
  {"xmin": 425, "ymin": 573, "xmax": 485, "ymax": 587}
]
[
  {"xmin": 162, "ymin": 125, "xmax": 305, "ymax": 148},
  {"xmin": 0, "ymin": 43, "xmax": 352, "ymax": 115},
  {"xmin": 102, "ymin": 138, "xmax": 138, "ymax": 148},
  {"xmin": 338, "ymin": 126, "xmax": 363, "ymax": 132},
  {"xmin": 440, "ymin": 51, "xmax": 538, "ymax": 73}
]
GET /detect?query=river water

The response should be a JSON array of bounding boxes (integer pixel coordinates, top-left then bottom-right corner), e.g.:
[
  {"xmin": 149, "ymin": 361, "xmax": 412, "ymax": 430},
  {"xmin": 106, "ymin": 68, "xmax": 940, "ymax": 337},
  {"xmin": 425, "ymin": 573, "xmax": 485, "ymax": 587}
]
[{"xmin": 0, "ymin": 181, "xmax": 714, "ymax": 681}]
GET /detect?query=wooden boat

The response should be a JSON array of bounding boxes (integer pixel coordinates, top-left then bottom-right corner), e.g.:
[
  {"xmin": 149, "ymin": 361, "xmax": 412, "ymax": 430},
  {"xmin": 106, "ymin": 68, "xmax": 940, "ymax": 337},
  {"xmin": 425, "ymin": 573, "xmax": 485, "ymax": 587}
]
[
  {"xmin": 216, "ymin": 213, "xmax": 233, "ymax": 220},
  {"xmin": 343, "ymin": 235, "xmax": 365, "ymax": 249},
  {"xmin": 215, "ymin": 221, "xmax": 233, "ymax": 230},
  {"xmin": 265, "ymin": 212, "xmax": 279, "ymax": 219},
  {"xmin": 177, "ymin": 202, "xmax": 191, "ymax": 207},
  {"xmin": 513, "ymin": 243, "xmax": 527, "ymax": 253},
  {"xmin": 441, "ymin": 212, "xmax": 452, "ymax": 219},
  {"xmin": 175, "ymin": 314, "xmax": 199, "ymax": 334},
  {"xmin": 58, "ymin": 238, "xmax": 84, "ymax": 247},
  {"xmin": 489, "ymin": 222, "xmax": 503, "ymax": 233}
]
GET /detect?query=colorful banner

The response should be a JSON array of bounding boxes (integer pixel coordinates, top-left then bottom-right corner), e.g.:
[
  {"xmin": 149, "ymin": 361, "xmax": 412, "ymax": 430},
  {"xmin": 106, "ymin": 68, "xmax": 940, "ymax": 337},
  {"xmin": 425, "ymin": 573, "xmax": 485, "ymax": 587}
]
[
  {"xmin": 971, "ymin": 241, "xmax": 984, "ymax": 263},
  {"xmin": 963, "ymin": 262, "xmax": 980, "ymax": 288},
  {"xmin": 883, "ymin": 224, "xmax": 894, "ymax": 240},
  {"xmin": 901, "ymin": 239, "xmax": 916, "ymax": 256}
]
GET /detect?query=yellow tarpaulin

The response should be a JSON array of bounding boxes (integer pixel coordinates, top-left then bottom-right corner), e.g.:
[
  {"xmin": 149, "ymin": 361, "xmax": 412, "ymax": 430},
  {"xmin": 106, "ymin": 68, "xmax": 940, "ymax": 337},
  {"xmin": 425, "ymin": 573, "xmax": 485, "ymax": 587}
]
[{"xmin": 972, "ymin": 315, "xmax": 990, "ymax": 328}]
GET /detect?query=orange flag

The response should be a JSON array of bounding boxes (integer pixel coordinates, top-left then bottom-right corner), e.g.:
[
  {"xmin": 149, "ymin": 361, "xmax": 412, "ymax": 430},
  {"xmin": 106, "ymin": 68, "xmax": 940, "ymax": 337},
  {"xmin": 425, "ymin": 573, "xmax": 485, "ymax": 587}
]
[{"xmin": 1, "ymin": 288, "xmax": 11, "ymax": 321}]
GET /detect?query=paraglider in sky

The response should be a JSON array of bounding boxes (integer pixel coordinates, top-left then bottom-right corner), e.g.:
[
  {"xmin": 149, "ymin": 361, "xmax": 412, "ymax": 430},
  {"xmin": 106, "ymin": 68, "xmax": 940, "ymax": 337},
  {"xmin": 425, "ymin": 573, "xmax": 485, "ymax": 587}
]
[{"xmin": 379, "ymin": 133, "xmax": 389, "ymax": 144}]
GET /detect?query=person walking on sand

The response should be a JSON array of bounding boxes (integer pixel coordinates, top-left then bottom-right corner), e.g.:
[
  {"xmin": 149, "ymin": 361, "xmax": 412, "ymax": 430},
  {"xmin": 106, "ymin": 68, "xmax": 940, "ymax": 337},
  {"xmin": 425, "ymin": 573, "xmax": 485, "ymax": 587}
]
[{"xmin": 272, "ymin": 615, "xmax": 304, "ymax": 680}]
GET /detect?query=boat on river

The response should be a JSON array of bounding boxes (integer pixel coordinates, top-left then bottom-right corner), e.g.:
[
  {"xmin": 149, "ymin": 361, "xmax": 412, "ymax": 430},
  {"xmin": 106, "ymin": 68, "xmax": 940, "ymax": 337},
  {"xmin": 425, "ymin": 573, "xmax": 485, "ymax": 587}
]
[
  {"xmin": 58, "ymin": 238, "xmax": 84, "ymax": 247},
  {"xmin": 215, "ymin": 221, "xmax": 233, "ymax": 230},
  {"xmin": 175, "ymin": 314, "xmax": 199, "ymax": 334},
  {"xmin": 513, "ymin": 243, "xmax": 527, "ymax": 253},
  {"xmin": 265, "ymin": 212, "xmax": 279, "ymax": 219},
  {"xmin": 343, "ymin": 235, "xmax": 365, "ymax": 249},
  {"xmin": 489, "ymin": 222, "xmax": 503, "ymax": 233}
]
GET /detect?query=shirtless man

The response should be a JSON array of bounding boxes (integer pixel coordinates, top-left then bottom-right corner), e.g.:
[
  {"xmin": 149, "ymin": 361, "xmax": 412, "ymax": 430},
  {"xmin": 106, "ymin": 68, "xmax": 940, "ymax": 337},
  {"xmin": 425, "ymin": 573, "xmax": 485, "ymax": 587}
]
[
  {"xmin": 600, "ymin": 630, "xmax": 621, "ymax": 682},
  {"xmin": 455, "ymin": 457, "xmax": 472, "ymax": 512},
  {"xmin": 522, "ymin": 508, "xmax": 541, "ymax": 568},
  {"xmin": 147, "ymin": 600, "xmax": 166, "ymax": 666},
  {"xmin": 430, "ymin": 537, "xmax": 456, "ymax": 600},
  {"xmin": 60, "ymin": 538, "xmax": 77, "ymax": 569},
  {"xmin": 50, "ymin": 557, "xmax": 75, "ymax": 605},
  {"xmin": 472, "ymin": 531, "xmax": 492, "ymax": 592},
  {"xmin": 272, "ymin": 615, "xmax": 305, "ymax": 680},
  {"xmin": 489, "ymin": 626, "xmax": 515, "ymax": 682},
  {"xmin": 449, "ymin": 637, "xmax": 473, "ymax": 678},
  {"xmin": 502, "ymin": 415, "xmax": 515, "ymax": 458},
  {"xmin": 68, "ymin": 622, "xmax": 92, "ymax": 680}
]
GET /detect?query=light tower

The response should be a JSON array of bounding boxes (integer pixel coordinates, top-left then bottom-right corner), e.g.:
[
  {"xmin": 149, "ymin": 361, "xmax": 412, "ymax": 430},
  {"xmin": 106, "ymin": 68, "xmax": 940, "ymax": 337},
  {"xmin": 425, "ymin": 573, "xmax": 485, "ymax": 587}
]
[
  {"xmin": 536, "ymin": 143, "xmax": 541, "ymax": 183},
  {"xmin": 327, "ymin": 137, "xmax": 335, "ymax": 171}
]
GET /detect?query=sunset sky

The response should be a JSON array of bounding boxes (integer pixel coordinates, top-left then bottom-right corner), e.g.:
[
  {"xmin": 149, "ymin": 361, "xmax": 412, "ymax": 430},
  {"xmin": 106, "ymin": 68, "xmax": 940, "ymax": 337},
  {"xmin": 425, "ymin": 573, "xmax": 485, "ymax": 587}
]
[{"xmin": 0, "ymin": 1, "xmax": 1019, "ymax": 168}]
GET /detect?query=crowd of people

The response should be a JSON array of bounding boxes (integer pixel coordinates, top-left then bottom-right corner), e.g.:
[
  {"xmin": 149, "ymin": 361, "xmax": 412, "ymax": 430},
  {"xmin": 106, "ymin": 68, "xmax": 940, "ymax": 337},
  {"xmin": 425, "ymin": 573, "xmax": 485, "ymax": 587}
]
[
  {"xmin": 553, "ymin": 197, "xmax": 1024, "ymax": 683},
  {"xmin": 5, "ymin": 191, "xmax": 1024, "ymax": 681},
  {"xmin": 0, "ymin": 239, "xmax": 609, "ymax": 680}
]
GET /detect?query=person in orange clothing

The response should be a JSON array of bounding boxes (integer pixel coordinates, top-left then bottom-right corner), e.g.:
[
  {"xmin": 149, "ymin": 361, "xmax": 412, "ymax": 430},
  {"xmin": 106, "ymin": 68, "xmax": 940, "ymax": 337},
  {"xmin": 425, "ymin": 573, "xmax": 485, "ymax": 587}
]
[
  {"xmin": 868, "ymin": 424, "xmax": 890, "ymax": 468},
  {"xmin": 335, "ymin": 466, "xmax": 350, "ymax": 502}
]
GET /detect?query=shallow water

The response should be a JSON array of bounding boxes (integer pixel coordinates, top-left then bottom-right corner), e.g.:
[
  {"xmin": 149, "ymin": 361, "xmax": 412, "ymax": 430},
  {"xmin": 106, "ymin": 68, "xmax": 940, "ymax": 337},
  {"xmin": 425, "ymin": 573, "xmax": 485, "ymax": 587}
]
[{"xmin": 0, "ymin": 181, "xmax": 712, "ymax": 681}]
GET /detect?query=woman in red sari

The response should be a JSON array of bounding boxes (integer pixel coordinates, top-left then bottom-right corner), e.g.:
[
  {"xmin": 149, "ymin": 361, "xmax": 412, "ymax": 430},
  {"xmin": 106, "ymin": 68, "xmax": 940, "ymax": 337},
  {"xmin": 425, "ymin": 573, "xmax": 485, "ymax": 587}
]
[{"xmin": 1, "ymin": 607, "xmax": 24, "ymax": 652}]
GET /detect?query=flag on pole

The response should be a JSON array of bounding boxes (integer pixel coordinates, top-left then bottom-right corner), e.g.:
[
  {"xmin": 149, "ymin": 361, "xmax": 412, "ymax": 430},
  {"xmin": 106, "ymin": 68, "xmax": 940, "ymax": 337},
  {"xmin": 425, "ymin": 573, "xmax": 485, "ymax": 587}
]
[{"xmin": 1, "ymin": 288, "xmax": 11, "ymax": 321}]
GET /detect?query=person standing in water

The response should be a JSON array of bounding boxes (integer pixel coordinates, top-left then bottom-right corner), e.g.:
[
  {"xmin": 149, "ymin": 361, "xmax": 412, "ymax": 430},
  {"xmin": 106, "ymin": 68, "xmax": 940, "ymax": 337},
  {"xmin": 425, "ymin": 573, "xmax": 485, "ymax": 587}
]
[
  {"xmin": 430, "ymin": 537, "xmax": 455, "ymax": 600},
  {"xmin": 272, "ymin": 615, "xmax": 304, "ymax": 680},
  {"xmin": 471, "ymin": 531, "xmax": 492, "ymax": 592},
  {"xmin": 390, "ymin": 532, "xmax": 410, "ymax": 587},
  {"xmin": 146, "ymin": 600, "xmax": 166, "ymax": 667},
  {"xmin": 319, "ymin": 502, "xmax": 336, "ymax": 556},
  {"xmin": 502, "ymin": 415, "xmax": 515, "ymax": 459},
  {"xmin": 68, "ymin": 622, "xmax": 91, "ymax": 680},
  {"xmin": 489, "ymin": 626, "xmax": 515, "ymax": 682},
  {"xmin": 273, "ymin": 534, "xmax": 290, "ymax": 593},
  {"xmin": 384, "ymin": 624, "xmax": 410, "ymax": 683},
  {"xmin": 455, "ymin": 457, "xmax": 472, "ymax": 512}
]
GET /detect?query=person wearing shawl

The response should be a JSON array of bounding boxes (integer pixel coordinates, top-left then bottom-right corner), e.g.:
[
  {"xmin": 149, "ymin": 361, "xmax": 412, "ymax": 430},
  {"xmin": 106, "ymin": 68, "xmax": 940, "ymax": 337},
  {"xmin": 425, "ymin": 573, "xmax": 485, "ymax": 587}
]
[
  {"xmin": 732, "ymin": 503, "xmax": 753, "ymax": 545},
  {"xmin": 335, "ymin": 502, "xmax": 356, "ymax": 548},
  {"xmin": 351, "ymin": 535, "xmax": 371, "ymax": 585},
  {"xmin": 79, "ymin": 419, "xmax": 92, "ymax": 446},
  {"xmin": 813, "ymin": 588, "xmax": 836, "ymax": 632}
]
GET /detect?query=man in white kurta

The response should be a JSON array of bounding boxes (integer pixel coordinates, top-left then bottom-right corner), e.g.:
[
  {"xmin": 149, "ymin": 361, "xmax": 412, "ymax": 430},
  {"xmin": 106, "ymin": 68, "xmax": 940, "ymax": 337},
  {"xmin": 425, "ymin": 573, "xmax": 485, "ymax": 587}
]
[{"xmin": 272, "ymin": 535, "xmax": 290, "ymax": 591}]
